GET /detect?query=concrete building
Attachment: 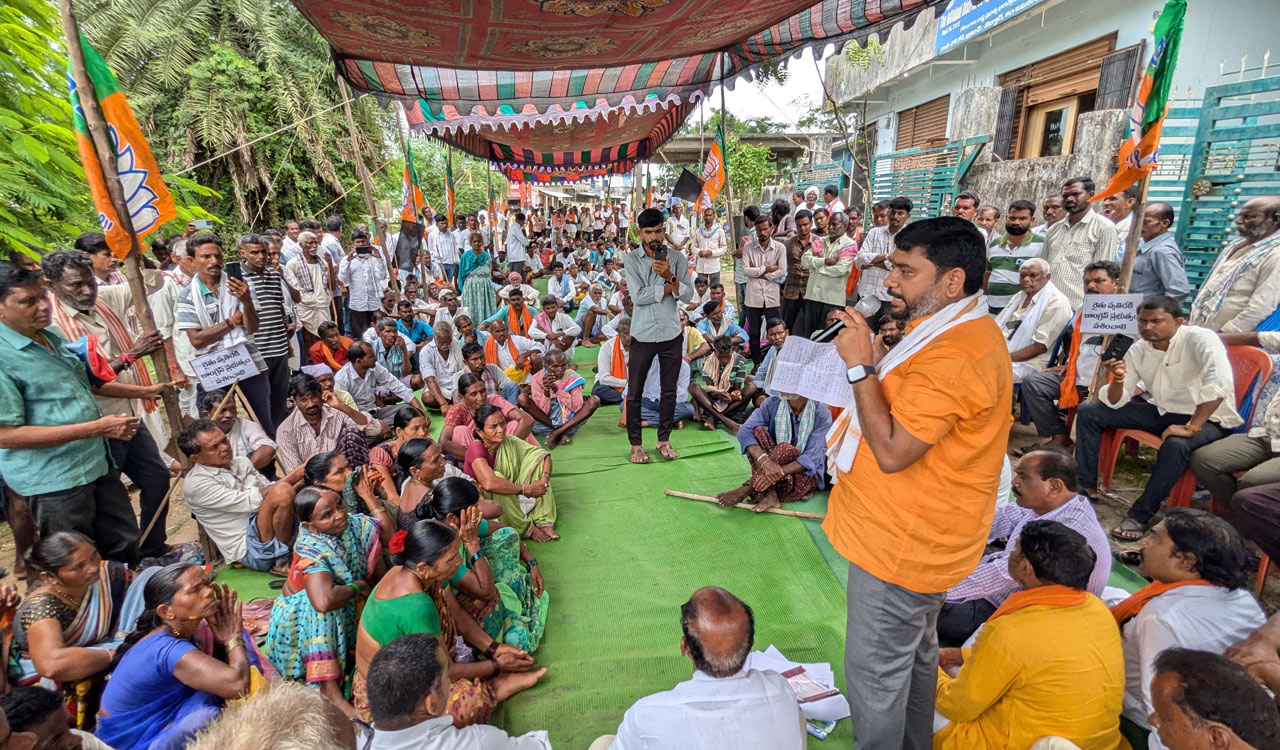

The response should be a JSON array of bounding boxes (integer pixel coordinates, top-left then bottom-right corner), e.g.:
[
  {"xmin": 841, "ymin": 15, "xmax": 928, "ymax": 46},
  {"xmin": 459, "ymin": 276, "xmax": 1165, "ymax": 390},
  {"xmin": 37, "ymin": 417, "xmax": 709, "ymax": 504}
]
[{"xmin": 825, "ymin": 0, "xmax": 1274, "ymax": 219}]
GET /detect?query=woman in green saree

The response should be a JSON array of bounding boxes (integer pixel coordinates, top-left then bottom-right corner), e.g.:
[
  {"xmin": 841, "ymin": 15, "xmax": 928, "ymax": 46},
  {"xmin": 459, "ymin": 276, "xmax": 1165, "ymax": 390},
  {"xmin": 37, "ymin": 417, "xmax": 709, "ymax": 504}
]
[
  {"xmin": 428, "ymin": 477, "xmax": 547, "ymax": 652},
  {"xmin": 457, "ymin": 232, "xmax": 498, "ymax": 325},
  {"xmin": 461, "ymin": 406, "xmax": 558, "ymax": 542}
]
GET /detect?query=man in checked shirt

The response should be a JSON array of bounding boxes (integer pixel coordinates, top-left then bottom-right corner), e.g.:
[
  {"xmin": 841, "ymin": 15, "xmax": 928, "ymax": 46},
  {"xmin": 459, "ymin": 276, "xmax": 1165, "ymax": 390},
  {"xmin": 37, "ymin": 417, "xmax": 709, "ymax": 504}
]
[{"xmin": 935, "ymin": 447, "xmax": 1112, "ymax": 644}]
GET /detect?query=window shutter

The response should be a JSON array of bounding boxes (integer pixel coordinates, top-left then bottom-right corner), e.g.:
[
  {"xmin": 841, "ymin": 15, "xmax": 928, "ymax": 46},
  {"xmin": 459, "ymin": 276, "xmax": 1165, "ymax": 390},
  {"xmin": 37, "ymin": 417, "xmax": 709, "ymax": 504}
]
[
  {"xmin": 992, "ymin": 85, "xmax": 1022, "ymax": 159},
  {"xmin": 1096, "ymin": 45, "xmax": 1144, "ymax": 110},
  {"xmin": 895, "ymin": 108, "xmax": 917, "ymax": 150},
  {"xmin": 913, "ymin": 95, "xmax": 951, "ymax": 145}
]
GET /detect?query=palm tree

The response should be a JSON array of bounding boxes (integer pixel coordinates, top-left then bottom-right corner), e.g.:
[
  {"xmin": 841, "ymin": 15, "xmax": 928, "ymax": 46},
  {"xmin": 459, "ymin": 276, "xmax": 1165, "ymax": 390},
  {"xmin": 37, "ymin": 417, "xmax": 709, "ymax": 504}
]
[{"xmin": 76, "ymin": 0, "xmax": 391, "ymax": 230}]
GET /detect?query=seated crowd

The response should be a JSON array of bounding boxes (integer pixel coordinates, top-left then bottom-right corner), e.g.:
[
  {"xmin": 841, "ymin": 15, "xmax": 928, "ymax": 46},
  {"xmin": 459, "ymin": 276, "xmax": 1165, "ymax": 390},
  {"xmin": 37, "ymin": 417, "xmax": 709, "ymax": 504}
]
[{"xmin": 0, "ymin": 188, "xmax": 1278, "ymax": 750}]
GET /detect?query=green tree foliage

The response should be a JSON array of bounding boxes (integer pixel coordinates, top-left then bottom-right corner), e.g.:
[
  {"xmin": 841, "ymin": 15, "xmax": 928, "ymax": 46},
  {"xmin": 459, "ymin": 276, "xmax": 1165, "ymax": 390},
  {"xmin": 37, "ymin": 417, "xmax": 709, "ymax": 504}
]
[
  {"xmin": 725, "ymin": 136, "xmax": 773, "ymax": 207},
  {"xmin": 679, "ymin": 109, "xmax": 786, "ymax": 137},
  {"xmin": 0, "ymin": 0, "xmax": 224, "ymax": 260},
  {"xmin": 0, "ymin": 0, "xmax": 93, "ymax": 259},
  {"xmin": 76, "ymin": 0, "xmax": 392, "ymax": 234}
]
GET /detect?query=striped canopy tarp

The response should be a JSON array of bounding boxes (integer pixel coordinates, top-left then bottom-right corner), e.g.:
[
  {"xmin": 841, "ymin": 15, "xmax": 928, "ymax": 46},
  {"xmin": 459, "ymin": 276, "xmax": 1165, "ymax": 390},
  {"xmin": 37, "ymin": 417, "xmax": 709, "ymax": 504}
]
[
  {"xmin": 298, "ymin": 0, "xmax": 940, "ymax": 176},
  {"xmin": 302, "ymin": 0, "xmax": 940, "ymax": 121},
  {"xmin": 403, "ymin": 97, "xmax": 691, "ymax": 178}
]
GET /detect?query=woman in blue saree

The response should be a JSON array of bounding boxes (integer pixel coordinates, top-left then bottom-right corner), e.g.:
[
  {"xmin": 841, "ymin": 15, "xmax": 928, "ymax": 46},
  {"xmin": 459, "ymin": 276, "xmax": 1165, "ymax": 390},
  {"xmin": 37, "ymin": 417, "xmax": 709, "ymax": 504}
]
[
  {"xmin": 458, "ymin": 231, "xmax": 498, "ymax": 325},
  {"xmin": 96, "ymin": 563, "xmax": 262, "ymax": 750}
]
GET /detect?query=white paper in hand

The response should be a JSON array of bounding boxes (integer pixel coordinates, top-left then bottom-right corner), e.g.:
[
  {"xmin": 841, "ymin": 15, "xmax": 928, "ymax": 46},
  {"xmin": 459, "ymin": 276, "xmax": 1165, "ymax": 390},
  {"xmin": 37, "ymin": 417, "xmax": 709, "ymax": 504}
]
[{"xmin": 765, "ymin": 336, "xmax": 854, "ymax": 409}]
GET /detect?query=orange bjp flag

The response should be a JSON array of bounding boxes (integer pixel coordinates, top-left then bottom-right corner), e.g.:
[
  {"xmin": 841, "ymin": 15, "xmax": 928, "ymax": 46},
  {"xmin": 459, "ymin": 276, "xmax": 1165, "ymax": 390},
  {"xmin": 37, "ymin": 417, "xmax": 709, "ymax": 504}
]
[{"xmin": 70, "ymin": 34, "xmax": 176, "ymax": 259}]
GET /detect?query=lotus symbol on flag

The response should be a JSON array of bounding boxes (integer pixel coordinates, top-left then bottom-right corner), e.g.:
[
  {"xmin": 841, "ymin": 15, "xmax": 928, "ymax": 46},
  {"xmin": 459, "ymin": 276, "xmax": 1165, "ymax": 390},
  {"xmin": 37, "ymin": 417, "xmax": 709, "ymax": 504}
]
[{"xmin": 108, "ymin": 124, "xmax": 164, "ymax": 235}]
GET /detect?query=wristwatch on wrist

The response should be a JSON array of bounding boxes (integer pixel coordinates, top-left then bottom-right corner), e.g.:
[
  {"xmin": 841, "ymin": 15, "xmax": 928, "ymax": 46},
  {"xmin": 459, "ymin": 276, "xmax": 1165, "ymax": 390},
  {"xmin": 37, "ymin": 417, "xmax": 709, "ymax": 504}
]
[{"xmin": 845, "ymin": 364, "xmax": 874, "ymax": 384}]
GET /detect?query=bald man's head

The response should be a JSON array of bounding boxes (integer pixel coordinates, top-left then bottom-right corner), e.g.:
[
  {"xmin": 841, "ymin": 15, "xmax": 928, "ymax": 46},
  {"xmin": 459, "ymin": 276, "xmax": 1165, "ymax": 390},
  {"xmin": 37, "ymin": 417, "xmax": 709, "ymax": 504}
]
[{"xmin": 680, "ymin": 586, "xmax": 754, "ymax": 678}]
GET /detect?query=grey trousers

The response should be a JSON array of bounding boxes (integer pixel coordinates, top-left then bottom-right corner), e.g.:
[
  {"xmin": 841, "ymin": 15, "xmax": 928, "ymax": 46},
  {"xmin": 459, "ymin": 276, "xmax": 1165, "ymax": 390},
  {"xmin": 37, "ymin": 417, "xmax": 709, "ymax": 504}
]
[
  {"xmin": 846, "ymin": 561, "xmax": 945, "ymax": 750},
  {"xmin": 1189, "ymin": 432, "xmax": 1280, "ymax": 507},
  {"xmin": 1021, "ymin": 368, "xmax": 1078, "ymax": 438}
]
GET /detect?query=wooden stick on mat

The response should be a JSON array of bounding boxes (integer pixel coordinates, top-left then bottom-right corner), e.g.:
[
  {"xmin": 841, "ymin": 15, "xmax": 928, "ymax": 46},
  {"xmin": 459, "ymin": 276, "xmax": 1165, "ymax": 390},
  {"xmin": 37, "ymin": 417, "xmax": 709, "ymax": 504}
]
[{"xmin": 664, "ymin": 490, "xmax": 826, "ymax": 520}]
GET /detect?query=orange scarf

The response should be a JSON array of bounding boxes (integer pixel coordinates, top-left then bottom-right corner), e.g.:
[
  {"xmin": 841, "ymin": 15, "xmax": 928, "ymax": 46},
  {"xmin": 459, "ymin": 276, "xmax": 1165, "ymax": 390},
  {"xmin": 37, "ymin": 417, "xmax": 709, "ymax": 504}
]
[
  {"xmin": 610, "ymin": 335, "xmax": 628, "ymax": 392},
  {"xmin": 507, "ymin": 304, "xmax": 533, "ymax": 336},
  {"xmin": 484, "ymin": 335, "xmax": 525, "ymax": 370},
  {"xmin": 1111, "ymin": 579, "xmax": 1213, "ymax": 625},
  {"xmin": 1059, "ymin": 309, "xmax": 1117, "ymax": 408},
  {"xmin": 987, "ymin": 584, "xmax": 1088, "ymax": 623},
  {"xmin": 1059, "ymin": 310, "xmax": 1086, "ymax": 408}
]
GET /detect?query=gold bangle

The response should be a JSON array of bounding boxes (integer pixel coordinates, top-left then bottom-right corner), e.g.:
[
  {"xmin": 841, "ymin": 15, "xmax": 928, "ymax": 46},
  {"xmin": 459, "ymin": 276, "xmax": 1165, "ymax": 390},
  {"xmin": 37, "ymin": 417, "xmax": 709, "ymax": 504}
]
[{"xmin": 225, "ymin": 638, "xmax": 245, "ymax": 652}]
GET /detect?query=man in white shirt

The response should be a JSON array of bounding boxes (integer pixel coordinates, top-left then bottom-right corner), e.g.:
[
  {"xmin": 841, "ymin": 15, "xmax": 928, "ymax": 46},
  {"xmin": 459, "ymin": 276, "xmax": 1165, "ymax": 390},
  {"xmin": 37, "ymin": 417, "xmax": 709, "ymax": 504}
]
[
  {"xmin": 418, "ymin": 320, "xmax": 464, "ymax": 410},
  {"xmin": 591, "ymin": 317, "xmax": 630, "ymax": 407},
  {"xmin": 366, "ymin": 632, "xmax": 548, "ymax": 750},
  {"xmin": 338, "ymin": 231, "xmax": 389, "ymax": 335},
  {"xmin": 200, "ymin": 389, "xmax": 276, "ymax": 473},
  {"xmin": 993, "ymin": 258, "xmax": 1073, "ymax": 383},
  {"xmin": 1114, "ymin": 508, "xmax": 1265, "ymax": 749},
  {"xmin": 1103, "ymin": 185, "xmax": 1139, "ymax": 253},
  {"xmin": 592, "ymin": 586, "xmax": 805, "ymax": 750},
  {"xmin": 1188, "ymin": 196, "xmax": 1280, "ymax": 333},
  {"xmin": 497, "ymin": 272, "xmax": 540, "ymax": 304},
  {"xmin": 803, "ymin": 186, "xmax": 820, "ymax": 213},
  {"xmin": 1075, "ymin": 295, "xmax": 1242, "ymax": 540},
  {"xmin": 689, "ymin": 207, "xmax": 726, "ymax": 285},
  {"xmin": 1020, "ymin": 261, "xmax": 1120, "ymax": 452},
  {"xmin": 530, "ymin": 294, "xmax": 582, "ymax": 357},
  {"xmin": 178, "ymin": 419, "xmax": 300, "ymax": 573},
  {"xmin": 855, "ymin": 196, "xmax": 910, "ymax": 324},
  {"xmin": 428, "ymin": 213, "xmax": 460, "ymax": 285},
  {"xmin": 334, "ymin": 340, "xmax": 421, "ymax": 414},
  {"xmin": 823, "ymin": 184, "xmax": 845, "ymax": 216},
  {"xmin": 506, "ymin": 212, "xmax": 533, "ymax": 278},
  {"xmin": 665, "ymin": 202, "xmax": 690, "ymax": 257},
  {"xmin": 484, "ymin": 319, "xmax": 542, "ymax": 386},
  {"xmin": 546, "ymin": 261, "xmax": 577, "ymax": 310},
  {"xmin": 319, "ymin": 215, "xmax": 347, "ymax": 317},
  {"xmin": 427, "ymin": 287, "xmax": 464, "ymax": 328},
  {"xmin": 1031, "ymin": 194, "xmax": 1066, "ymax": 237}
]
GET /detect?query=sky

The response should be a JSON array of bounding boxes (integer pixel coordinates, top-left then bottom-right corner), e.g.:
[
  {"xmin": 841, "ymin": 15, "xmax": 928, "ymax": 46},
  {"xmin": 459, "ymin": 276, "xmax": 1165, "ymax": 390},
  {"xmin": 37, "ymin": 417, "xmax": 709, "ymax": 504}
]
[{"xmin": 690, "ymin": 47, "xmax": 833, "ymax": 132}]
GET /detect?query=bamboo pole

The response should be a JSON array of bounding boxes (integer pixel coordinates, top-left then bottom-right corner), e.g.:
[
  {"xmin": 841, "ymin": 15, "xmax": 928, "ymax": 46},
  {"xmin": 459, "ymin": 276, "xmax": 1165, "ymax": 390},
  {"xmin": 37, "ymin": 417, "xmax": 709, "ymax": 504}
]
[
  {"xmin": 56, "ymin": 0, "xmax": 187, "ymax": 466},
  {"xmin": 338, "ymin": 77, "xmax": 384, "ymax": 250},
  {"xmin": 664, "ymin": 490, "xmax": 826, "ymax": 520},
  {"xmin": 718, "ymin": 55, "xmax": 738, "ymax": 254}
]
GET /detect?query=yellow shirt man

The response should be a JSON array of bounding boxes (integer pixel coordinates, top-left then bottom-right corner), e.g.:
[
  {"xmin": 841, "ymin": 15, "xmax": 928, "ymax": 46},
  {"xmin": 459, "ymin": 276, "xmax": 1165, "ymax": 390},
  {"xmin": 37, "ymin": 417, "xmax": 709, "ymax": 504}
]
[{"xmin": 935, "ymin": 593, "xmax": 1128, "ymax": 750}]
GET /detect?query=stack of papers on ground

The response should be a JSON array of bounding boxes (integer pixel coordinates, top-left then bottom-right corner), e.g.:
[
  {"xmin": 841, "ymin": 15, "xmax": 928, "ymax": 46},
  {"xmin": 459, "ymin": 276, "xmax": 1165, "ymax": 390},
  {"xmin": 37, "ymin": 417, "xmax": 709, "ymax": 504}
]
[{"xmin": 746, "ymin": 645, "xmax": 850, "ymax": 721}]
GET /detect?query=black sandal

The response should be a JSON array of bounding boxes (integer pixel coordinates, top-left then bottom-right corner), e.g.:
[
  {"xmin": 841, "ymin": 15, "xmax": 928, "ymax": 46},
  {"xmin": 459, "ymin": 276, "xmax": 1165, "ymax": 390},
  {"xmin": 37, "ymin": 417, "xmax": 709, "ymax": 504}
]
[{"xmin": 1110, "ymin": 518, "xmax": 1149, "ymax": 542}]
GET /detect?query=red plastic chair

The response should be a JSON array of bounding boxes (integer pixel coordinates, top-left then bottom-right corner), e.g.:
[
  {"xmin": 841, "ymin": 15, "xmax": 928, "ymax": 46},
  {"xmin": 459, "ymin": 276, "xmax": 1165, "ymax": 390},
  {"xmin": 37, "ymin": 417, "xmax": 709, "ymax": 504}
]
[{"xmin": 1097, "ymin": 345, "xmax": 1273, "ymax": 514}]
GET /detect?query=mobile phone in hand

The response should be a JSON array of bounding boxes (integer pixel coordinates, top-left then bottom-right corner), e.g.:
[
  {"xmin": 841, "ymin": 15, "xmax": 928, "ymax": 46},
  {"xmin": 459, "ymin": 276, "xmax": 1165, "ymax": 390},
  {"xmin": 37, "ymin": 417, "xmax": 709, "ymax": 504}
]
[
  {"xmin": 1101, "ymin": 334, "xmax": 1134, "ymax": 362},
  {"xmin": 653, "ymin": 246, "xmax": 668, "ymax": 262},
  {"xmin": 225, "ymin": 262, "xmax": 243, "ymax": 280}
]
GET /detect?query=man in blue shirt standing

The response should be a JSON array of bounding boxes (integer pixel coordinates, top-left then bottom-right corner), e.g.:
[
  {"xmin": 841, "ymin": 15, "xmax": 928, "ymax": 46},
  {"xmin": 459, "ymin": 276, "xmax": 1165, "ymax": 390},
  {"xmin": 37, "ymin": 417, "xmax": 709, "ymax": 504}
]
[
  {"xmin": 0, "ymin": 262, "xmax": 141, "ymax": 564},
  {"xmin": 624, "ymin": 208, "xmax": 696, "ymax": 464}
]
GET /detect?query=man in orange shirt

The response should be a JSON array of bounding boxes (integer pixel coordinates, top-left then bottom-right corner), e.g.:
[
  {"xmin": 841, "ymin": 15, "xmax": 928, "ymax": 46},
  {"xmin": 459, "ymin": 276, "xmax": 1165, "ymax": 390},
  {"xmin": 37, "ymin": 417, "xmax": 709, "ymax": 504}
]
[{"xmin": 827, "ymin": 216, "xmax": 1012, "ymax": 749}]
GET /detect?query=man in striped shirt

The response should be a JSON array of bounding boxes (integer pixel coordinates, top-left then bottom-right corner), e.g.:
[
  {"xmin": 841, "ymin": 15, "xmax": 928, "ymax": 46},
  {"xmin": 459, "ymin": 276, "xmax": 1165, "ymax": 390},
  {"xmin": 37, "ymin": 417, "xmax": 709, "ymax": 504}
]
[
  {"xmin": 241, "ymin": 234, "xmax": 293, "ymax": 430},
  {"xmin": 984, "ymin": 200, "xmax": 1044, "ymax": 314},
  {"xmin": 937, "ymin": 448, "xmax": 1111, "ymax": 643}
]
